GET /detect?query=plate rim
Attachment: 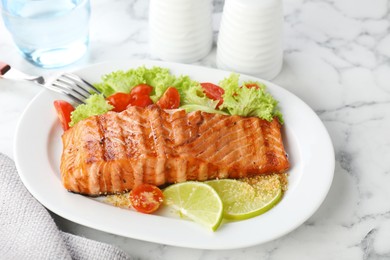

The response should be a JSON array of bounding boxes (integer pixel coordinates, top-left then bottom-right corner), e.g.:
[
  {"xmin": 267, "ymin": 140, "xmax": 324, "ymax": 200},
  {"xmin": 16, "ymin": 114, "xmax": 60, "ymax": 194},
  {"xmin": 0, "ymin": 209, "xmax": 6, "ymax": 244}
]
[{"xmin": 14, "ymin": 59, "xmax": 335, "ymax": 250}]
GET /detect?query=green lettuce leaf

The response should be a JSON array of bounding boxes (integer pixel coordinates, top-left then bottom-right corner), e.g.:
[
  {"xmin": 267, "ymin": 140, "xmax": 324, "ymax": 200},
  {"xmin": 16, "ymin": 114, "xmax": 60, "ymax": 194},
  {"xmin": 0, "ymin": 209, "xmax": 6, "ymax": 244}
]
[
  {"xmin": 69, "ymin": 94, "xmax": 113, "ymax": 127},
  {"xmin": 180, "ymin": 84, "xmax": 227, "ymax": 114},
  {"xmin": 94, "ymin": 66, "xmax": 174, "ymax": 97},
  {"xmin": 150, "ymin": 74, "xmax": 199, "ymax": 103},
  {"xmin": 93, "ymin": 65, "xmax": 199, "ymax": 104},
  {"xmin": 69, "ymin": 67, "xmax": 283, "ymax": 128},
  {"xmin": 182, "ymin": 84, "xmax": 219, "ymax": 107},
  {"xmin": 219, "ymin": 73, "xmax": 283, "ymax": 123}
]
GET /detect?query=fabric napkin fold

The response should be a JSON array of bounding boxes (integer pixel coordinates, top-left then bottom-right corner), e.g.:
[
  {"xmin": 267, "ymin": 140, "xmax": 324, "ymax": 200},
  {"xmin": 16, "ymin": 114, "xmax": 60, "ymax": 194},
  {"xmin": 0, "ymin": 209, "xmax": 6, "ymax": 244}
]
[{"xmin": 0, "ymin": 153, "xmax": 132, "ymax": 260}]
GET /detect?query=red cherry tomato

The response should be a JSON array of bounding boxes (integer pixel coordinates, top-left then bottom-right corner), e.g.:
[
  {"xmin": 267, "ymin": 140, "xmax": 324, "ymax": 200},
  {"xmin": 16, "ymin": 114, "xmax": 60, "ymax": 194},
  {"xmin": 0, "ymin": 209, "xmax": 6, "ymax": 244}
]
[
  {"xmin": 130, "ymin": 84, "xmax": 153, "ymax": 96},
  {"xmin": 156, "ymin": 87, "xmax": 180, "ymax": 109},
  {"xmin": 128, "ymin": 94, "xmax": 153, "ymax": 108},
  {"xmin": 129, "ymin": 184, "xmax": 164, "ymax": 214},
  {"xmin": 53, "ymin": 100, "xmax": 74, "ymax": 131},
  {"xmin": 200, "ymin": 82, "xmax": 224, "ymax": 107},
  {"xmin": 106, "ymin": 92, "xmax": 132, "ymax": 112}
]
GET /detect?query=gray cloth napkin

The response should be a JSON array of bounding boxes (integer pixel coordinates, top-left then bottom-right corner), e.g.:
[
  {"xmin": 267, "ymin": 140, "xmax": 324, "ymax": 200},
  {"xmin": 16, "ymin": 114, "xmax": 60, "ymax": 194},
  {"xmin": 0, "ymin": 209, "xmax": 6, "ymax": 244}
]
[{"xmin": 0, "ymin": 153, "xmax": 132, "ymax": 260}]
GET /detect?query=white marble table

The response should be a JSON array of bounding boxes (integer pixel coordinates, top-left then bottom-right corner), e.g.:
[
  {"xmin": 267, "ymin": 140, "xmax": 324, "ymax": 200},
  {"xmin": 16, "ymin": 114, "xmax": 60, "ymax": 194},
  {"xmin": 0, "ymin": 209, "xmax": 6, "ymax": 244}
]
[{"xmin": 1, "ymin": 0, "xmax": 390, "ymax": 259}]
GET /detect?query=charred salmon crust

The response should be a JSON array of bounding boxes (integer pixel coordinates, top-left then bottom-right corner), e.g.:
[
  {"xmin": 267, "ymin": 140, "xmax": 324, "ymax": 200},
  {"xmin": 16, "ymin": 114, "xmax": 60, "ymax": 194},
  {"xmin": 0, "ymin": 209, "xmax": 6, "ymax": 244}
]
[{"xmin": 60, "ymin": 105, "xmax": 290, "ymax": 196}]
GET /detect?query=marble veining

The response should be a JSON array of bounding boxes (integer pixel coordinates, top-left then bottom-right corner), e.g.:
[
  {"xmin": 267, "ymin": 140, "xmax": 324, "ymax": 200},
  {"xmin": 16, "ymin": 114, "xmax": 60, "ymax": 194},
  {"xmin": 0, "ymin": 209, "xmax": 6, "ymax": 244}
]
[{"xmin": 1, "ymin": 0, "xmax": 390, "ymax": 259}]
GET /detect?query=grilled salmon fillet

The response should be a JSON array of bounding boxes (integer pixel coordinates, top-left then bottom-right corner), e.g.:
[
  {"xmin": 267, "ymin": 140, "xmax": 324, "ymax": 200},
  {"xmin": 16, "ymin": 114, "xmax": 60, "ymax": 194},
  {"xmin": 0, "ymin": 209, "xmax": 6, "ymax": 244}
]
[{"xmin": 60, "ymin": 105, "xmax": 289, "ymax": 196}]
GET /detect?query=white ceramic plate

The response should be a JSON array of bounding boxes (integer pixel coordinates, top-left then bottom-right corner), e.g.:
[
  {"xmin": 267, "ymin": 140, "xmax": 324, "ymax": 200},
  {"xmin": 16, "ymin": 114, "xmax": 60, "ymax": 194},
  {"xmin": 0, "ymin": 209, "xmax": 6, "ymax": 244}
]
[{"xmin": 14, "ymin": 60, "xmax": 334, "ymax": 250}]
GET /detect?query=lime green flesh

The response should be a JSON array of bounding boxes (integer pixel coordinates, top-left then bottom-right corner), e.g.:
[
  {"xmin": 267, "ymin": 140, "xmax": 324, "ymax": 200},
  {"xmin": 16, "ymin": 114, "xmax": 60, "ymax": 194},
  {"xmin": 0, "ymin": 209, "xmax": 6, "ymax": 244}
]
[
  {"xmin": 163, "ymin": 182, "xmax": 224, "ymax": 231},
  {"xmin": 206, "ymin": 175, "xmax": 283, "ymax": 220}
]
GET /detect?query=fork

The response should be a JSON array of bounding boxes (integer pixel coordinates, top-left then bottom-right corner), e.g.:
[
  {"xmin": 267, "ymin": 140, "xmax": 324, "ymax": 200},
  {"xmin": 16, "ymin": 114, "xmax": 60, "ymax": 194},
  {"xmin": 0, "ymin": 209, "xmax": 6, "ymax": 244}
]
[{"xmin": 0, "ymin": 62, "xmax": 102, "ymax": 104}]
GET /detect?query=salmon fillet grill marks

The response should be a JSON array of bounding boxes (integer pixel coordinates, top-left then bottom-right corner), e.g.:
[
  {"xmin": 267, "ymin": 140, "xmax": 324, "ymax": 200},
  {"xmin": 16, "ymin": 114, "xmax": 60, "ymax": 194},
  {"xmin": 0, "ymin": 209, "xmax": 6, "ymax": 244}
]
[{"xmin": 60, "ymin": 105, "xmax": 290, "ymax": 196}]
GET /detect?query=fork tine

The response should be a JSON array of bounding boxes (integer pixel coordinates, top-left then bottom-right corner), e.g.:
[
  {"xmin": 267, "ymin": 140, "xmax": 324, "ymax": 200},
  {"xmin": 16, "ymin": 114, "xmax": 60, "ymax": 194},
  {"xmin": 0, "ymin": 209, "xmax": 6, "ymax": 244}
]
[
  {"xmin": 48, "ymin": 73, "xmax": 101, "ymax": 104},
  {"xmin": 55, "ymin": 77, "xmax": 91, "ymax": 98},
  {"xmin": 46, "ymin": 84, "xmax": 85, "ymax": 104},
  {"xmin": 62, "ymin": 73, "xmax": 102, "ymax": 95},
  {"xmin": 52, "ymin": 80, "xmax": 89, "ymax": 100}
]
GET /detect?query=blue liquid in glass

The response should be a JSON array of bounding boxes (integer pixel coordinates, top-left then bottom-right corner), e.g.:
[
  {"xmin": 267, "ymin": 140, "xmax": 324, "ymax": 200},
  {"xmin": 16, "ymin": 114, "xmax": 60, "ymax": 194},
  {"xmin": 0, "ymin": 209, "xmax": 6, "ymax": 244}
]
[{"xmin": 2, "ymin": 0, "xmax": 90, "ymax": 68}]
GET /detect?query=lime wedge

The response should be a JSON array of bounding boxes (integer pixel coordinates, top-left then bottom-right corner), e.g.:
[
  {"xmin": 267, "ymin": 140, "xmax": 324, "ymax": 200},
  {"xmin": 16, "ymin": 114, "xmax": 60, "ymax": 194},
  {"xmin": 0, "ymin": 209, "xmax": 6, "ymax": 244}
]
[
  {"xmin": 206, "ymin": 175, "xmax": 282, "ymax": 220},
  {"xmin": 163, "ymin": 182, "xmax": 224, "ymax": 231}
]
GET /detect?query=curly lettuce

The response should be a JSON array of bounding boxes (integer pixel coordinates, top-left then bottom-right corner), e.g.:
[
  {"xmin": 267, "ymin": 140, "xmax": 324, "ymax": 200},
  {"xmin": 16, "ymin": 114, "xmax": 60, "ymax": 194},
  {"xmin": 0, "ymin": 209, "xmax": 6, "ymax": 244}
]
[
  {"xmin": 69, "ymin": 94, "xmax": 113, "ymax": 127},
  {"xmin": 69, "ymin": 66, "xmax": 283, "ymax": 127},
  {"xmin": 94, "ymin": 66, "xmax": 174, "ymax": 97},
  {"xmin": 219, "ymin": 74, "xmax": 283, "ymax": 123},
  {"xmin": 180, "ymin": 84, "xmax": 227, "ymax": 115}
]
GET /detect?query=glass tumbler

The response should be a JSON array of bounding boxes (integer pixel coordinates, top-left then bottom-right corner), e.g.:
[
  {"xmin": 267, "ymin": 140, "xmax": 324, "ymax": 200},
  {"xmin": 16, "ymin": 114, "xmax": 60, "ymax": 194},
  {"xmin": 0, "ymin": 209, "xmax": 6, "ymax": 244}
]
[{"xmin": 1, "ymin": 0, "xmax": 91, "ymax": 68}]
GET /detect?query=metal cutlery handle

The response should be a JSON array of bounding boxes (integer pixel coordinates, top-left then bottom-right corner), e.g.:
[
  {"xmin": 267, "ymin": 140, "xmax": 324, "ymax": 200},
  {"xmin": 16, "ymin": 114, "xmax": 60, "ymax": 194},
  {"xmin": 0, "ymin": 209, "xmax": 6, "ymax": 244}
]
[
  {"xmin": 1, "ymin": 62, "xmax": 101, "ymax": 104},
  {"xmin": 0, "ymin": 62, "xmax": 45, "ymax": 85}
]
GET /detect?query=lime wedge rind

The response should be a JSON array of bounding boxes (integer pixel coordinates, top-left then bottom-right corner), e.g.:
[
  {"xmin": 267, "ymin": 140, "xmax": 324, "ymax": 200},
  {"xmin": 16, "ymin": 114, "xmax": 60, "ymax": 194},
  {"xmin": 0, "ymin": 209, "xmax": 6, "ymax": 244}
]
[
  {"xmin": 206, "ymin": 176, "xmax": 283, "ymax": 220},
  {"xmin": 224, "ymin": 187, "xmax": 282, "ymax": 220},
  {"xmin": 163, "ymin": 176, "xmax": 283, "ymax": 230},
  {"xmin": 163, "ymin": 181, "xmax": 224, "ymax": 231}
]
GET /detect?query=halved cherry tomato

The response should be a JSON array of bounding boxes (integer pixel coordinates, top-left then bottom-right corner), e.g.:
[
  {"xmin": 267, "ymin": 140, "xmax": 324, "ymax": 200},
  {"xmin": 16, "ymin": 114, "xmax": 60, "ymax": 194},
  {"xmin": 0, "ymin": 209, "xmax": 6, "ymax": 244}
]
[
  {"xmin": 200, "ymin": 82, "xmax": 224, "ymax": 107},
  {"xmin": 128, "ymin": 94, "xmax": 153, "ymax": 108},
  {"xmin": 130, "ymin": 84, "xmax": 153, "ymax": 96},
  {"xmin": 129, "ymin": 184, "xmax": 164, "ymax": 214},
  {"xmin": 156, "ymin": 87, "xmax": 180, "ymax": 109},
  {"xmin": 106, "ymin": 92, "xmax": 132, "ymax": 112},
  {"xmin": 54, "ymin": 100, "xmax": 74, "ymax": 131}
]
